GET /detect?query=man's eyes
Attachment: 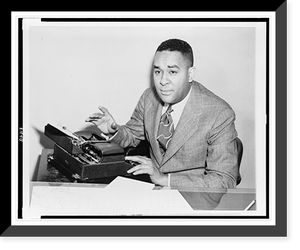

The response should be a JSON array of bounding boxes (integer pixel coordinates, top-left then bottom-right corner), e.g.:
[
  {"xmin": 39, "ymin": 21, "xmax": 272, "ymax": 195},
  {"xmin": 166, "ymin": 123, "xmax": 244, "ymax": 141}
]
[{"xmin": 153, "ymin": 70, "xmax": 178, "ymax": 75}]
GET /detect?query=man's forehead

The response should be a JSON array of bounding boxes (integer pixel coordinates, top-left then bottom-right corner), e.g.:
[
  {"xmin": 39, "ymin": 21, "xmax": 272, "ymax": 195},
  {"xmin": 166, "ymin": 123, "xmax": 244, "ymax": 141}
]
[{"xmin": 153, "ymin": 50, "xmax": 187, "ymax": 67}]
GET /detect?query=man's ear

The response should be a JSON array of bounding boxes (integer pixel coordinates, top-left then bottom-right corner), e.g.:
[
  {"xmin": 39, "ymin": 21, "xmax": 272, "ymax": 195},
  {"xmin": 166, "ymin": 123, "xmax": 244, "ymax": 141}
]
[{"xmin": 188, "ymin": 67, "xmax": 196, "ymax": 82}]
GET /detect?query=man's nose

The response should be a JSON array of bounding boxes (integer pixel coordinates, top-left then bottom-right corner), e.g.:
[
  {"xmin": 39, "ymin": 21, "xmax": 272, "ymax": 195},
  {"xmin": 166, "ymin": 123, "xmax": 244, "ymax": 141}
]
[{"xmin": 160, "ymin": 72, "xmax": 169, "ymax": 86}]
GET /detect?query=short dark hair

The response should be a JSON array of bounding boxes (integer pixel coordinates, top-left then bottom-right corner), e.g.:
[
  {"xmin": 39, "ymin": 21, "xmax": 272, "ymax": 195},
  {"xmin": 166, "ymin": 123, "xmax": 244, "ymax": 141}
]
[{"xmin": 156, "ymin": 38, "xmax": 194, "ymax": 67}]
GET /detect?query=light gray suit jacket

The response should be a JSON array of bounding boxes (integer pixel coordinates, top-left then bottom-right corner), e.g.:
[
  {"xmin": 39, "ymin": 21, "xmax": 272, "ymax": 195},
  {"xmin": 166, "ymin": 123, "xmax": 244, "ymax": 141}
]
[{"xmin": 112, "ymin": 81, "xmax": 239, "ymax": 188}]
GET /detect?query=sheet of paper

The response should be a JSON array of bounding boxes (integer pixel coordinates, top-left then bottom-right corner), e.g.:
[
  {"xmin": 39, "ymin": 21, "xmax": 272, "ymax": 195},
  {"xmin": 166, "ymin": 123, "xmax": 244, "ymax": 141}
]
[
  {"xmin": 105, "ymin": 176, "xmax": 155, "ymax": 192},
  {"xmin": 28, "ymin": 179, "xmax": 193, "ymax": 218}
]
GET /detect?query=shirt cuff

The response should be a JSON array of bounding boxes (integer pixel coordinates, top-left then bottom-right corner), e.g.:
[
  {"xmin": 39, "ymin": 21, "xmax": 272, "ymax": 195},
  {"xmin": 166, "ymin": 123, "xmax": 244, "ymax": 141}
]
[
  {"xmin": 168, "ymin": 173, "xmax": 171, "ymax": 187},
  {"xmin": 108, "ymin": 130, "xmax": 119, "ymax": 141},
  {"xmin": 99, "ymin": 130, "xmax": 119, "ymax": 141}
]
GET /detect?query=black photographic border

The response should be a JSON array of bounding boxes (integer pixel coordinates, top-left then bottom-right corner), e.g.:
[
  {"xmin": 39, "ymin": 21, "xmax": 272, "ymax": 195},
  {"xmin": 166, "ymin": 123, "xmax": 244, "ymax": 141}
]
[{"xmin": 5, "ymin": 1, "xmax": 286, "ymax": 236}]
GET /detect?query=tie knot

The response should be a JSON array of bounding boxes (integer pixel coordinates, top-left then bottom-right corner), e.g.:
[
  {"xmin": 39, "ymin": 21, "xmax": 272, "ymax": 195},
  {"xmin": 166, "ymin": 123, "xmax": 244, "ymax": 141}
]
[{"xmin": 166, "ymin": 105, "xmax": 173, "ymax": 115}]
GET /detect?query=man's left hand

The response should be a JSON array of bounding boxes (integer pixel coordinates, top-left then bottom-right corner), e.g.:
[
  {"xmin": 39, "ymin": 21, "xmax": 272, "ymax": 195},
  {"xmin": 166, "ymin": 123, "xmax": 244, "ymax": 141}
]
[{"xmin": 125, "ymin": 155, "xmax": 168, "ymax": 186}]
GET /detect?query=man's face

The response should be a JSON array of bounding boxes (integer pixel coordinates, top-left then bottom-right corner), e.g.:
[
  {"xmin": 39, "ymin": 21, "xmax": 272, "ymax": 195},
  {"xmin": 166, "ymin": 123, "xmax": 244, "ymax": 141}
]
[{"xmin": 153, "ymin": 50, "xmax": 193, "ymax": 105}]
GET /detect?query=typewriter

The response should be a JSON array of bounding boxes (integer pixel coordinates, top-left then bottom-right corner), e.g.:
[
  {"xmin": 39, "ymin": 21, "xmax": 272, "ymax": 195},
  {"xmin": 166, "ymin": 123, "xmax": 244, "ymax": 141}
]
[{"xmin": 44, "ymin": 123, "xmax": 150, "ymax": 183}]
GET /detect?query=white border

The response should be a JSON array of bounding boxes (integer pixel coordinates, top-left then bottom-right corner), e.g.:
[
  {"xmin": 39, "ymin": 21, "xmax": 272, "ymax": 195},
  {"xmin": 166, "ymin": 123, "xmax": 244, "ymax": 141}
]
[{"xmin": 11, "ymin": 11, "xmax": 276, "ymax": 227}]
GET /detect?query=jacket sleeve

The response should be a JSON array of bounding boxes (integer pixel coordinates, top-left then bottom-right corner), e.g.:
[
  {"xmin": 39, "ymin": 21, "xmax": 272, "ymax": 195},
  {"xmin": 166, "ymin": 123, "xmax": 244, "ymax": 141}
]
[
  {"xmin": 170, "ymin": 108, "xmax": 239, "ymax": 189},
  {"xmin": 110, "ymin": 90, "xmax": 148, "ymax": 148}
]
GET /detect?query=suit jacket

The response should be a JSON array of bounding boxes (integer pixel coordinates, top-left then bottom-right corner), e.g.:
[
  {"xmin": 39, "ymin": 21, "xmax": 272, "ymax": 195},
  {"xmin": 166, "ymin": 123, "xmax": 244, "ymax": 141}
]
[{"xmin": 112, "ymin": 81, "xmax": 239, "ymax": 188}]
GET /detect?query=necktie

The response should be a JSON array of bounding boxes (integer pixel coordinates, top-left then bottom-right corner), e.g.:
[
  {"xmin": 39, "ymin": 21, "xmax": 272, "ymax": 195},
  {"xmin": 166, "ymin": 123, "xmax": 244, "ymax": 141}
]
[{"xmin": 157, "ymin": 105, "xmax": 174, "ymax": 154}]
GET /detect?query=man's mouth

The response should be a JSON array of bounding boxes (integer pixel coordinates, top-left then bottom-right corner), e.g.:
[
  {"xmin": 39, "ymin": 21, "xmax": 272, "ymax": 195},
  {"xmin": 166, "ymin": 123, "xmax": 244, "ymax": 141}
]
[{"xmin": 160, "ymin": 89, "xmax": 173, "ymax": 96}]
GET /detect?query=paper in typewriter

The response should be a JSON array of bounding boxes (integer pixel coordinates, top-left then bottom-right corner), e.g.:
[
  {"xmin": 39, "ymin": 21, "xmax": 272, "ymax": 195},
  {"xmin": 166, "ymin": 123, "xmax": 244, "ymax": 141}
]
[{"xmin": 28, "ymin": 177, "xmax": 193, "ymax": 217}]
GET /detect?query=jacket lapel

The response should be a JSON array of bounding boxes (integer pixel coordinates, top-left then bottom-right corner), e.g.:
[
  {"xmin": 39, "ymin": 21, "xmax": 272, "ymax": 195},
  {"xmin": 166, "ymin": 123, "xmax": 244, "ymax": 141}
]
[
  {"xmin": 160, "ymin": 84, "xmax": 202, "ymax": 166},
  {"xmin": 147, "ymin": 98, "xmax": 164, "ymax": 164}
]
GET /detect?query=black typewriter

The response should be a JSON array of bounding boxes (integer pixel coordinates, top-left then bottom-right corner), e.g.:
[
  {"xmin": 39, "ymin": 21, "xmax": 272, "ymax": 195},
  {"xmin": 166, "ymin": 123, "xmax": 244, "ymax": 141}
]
[{"xmin": 44, "ymin": 123, "xmax": 150, "ymax": 183}]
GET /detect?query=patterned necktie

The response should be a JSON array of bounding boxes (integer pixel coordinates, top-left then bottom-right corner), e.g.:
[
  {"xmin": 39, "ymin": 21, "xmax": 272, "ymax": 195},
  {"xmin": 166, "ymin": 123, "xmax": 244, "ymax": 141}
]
[{"xmin": 157, "ymin": 105, "xmax": 174, "ymax": 154}]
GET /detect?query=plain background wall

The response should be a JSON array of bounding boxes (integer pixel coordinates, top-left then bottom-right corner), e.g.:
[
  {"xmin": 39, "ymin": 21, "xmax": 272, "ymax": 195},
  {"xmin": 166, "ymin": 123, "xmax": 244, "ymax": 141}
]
[{"xmin": 26, "ymin": 23, "xmax": 259, "ymax": 188}]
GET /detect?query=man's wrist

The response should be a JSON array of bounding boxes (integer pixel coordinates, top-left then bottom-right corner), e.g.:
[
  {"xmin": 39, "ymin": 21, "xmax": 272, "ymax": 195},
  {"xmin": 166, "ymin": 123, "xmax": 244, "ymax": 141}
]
[
  {"xmin": 107, "ymin": 130, "xmax": 119, "ymax": 141},
  {"xmin": 99, "ymin": 126, "xmax": 119, "ymax": 141},
  {"xmin": 156, "ymin": 173, "xmax": 169, "ymax": 187}
]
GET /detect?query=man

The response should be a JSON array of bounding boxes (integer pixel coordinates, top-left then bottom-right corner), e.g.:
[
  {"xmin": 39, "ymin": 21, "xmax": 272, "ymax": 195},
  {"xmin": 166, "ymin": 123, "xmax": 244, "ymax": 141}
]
[{"xmin": 86, "ymin": 38, "xmax": 240, "ymax": 188}]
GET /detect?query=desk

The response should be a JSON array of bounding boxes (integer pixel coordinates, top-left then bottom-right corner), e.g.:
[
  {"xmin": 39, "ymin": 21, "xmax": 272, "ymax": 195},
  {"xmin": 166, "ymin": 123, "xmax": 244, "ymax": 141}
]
[{"xmin": 33, "ymin": 149, "xmax": 256, "ymax": 212}]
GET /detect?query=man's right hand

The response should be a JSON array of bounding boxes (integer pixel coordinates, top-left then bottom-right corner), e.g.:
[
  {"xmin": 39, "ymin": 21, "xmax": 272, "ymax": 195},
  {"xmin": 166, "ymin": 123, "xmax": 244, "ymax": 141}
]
[{"xmin": 85, "ymin": 106, "xmax": 119, "ymax": 135}]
